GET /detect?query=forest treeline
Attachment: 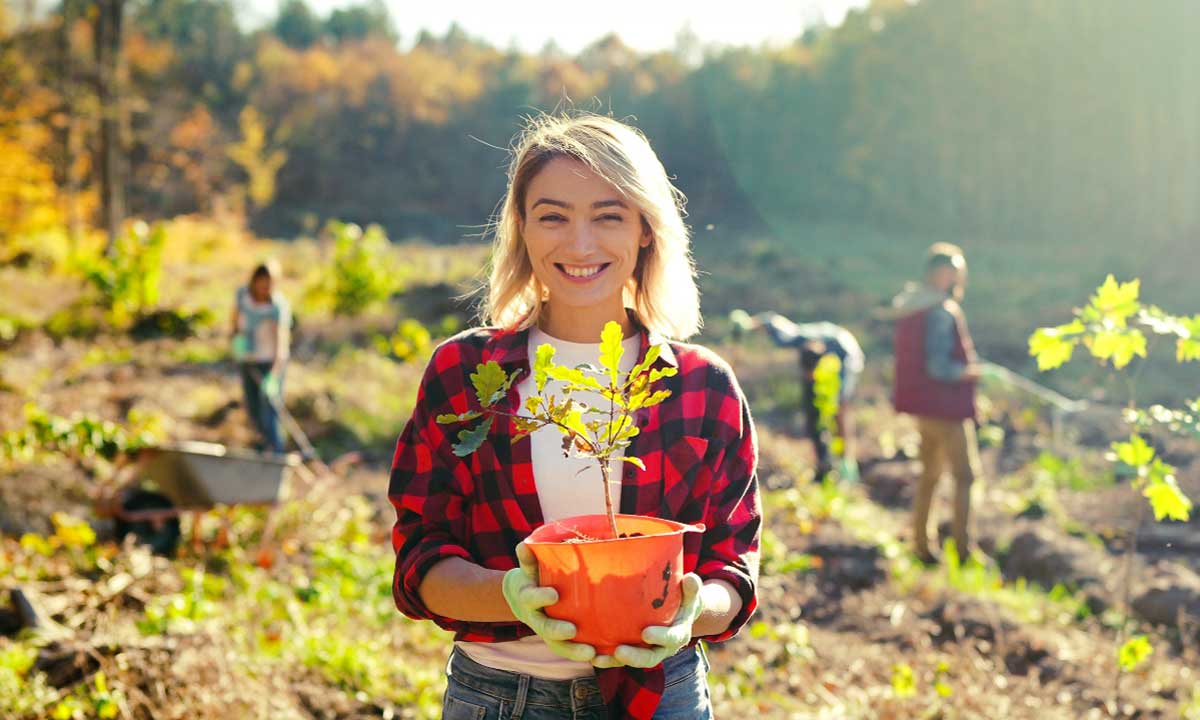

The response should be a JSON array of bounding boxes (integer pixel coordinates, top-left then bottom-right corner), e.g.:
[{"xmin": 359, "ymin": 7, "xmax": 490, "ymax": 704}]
[{"xmin": 3, "ymin": 0, "xmax": 1199, "ymax": 248}]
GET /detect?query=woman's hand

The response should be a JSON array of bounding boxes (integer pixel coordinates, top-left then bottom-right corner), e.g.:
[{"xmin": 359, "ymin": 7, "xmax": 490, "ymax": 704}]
[
  {"xmin": 230, "ymin": 334, "xmax": 249, "ymax": 362},
  {"xmin": 502, "ymin": 543, "xmax": 597, "ymax": 663},
  {"xmin": 261, "ymin": 364, "xmax": 282, "ymax": 400},
  {"xmin": 592, "ymin": 573, "xmax": 704, "ymax": 669}
]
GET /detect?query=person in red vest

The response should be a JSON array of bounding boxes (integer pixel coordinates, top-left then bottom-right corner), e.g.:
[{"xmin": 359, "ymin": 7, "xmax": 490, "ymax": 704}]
[{"xmin": 891, "ymin": 242, "xmax": 984, "ymax": 564}]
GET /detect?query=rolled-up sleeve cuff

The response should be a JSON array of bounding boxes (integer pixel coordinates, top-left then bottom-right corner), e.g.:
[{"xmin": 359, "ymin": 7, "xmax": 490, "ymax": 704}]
[
  {"xmin": 395, "ymin": 541, "xmax": 473, "ymax": 624},
  {"xmin": 696, "ymin": 564, "xmax": 758, "ymax": 643}
]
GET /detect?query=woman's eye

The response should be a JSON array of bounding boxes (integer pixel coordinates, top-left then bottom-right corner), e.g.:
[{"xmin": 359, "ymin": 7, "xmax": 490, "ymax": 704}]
[
  {"xmin": 539, "ymin": 214, "xmax": 566, "ymax": 223},
  {"xmin": 596, "ymin": 214, "xmax": 624, "ymax": 223}
]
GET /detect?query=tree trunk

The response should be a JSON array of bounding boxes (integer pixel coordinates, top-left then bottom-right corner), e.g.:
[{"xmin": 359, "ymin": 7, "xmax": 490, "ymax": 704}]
[
  {"xmin": 94, "ymin": 0, "xmax": 125, "ymax": 256},
  {"xmin": 58, "ymin": 5, "xmax": 83, "ymax": 251}
]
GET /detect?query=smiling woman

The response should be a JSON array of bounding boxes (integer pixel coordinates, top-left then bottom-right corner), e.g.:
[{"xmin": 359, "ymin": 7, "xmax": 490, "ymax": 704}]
[
  {"xmin": 387, "ymin": 113, "xmax": 760, "ymax": 720},
  {"xmin": 487, "ymin": 114, "xmax": 700, "ymax": 343}
]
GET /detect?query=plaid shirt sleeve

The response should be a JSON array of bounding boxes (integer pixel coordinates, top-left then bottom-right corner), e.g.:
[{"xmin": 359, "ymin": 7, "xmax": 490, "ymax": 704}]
[
  {"xmin": 688, "ymin": 348, "xmax": 761, "ymax": 642},
  {"xmin": 387, "ymin": 333, "xmax": 527, "ymax": 638}
]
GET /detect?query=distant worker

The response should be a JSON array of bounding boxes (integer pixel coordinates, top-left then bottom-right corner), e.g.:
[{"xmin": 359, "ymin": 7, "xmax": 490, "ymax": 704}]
[
  {"xmin": 732, "ymin": 310, "xmax": 864, "ymax": 482},
  {"xmin": 230, "ymin": 260, "xmax": 291, "ymax": 455},
  {"xmin": 890, "ymin": 242, "xmax": 984, "ymax": 564}
]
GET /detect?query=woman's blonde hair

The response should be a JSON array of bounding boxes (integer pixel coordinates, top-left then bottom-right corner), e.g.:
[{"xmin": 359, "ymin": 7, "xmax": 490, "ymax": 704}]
[{"xmin": 484, "ymin": 113, "xmax": 701, "ymax": 339}]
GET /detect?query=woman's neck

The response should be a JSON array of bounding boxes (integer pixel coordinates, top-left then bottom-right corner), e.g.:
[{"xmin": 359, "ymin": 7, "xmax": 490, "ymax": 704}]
[{"xmin": 538, "ymin": 298, "xmax": 634, "ymax": 343}]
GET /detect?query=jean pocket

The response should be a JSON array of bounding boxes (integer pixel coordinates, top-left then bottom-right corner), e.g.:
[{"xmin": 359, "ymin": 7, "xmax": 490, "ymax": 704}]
[{"xmin": 443, "ymin": 695, "xmax": 487, "ymax": 720}]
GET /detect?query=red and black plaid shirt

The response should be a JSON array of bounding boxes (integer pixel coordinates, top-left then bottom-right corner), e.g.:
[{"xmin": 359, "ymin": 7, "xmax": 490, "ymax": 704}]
[{"xmin": 389, "ymin": 322, "xmax": 761, "ymax": 719}]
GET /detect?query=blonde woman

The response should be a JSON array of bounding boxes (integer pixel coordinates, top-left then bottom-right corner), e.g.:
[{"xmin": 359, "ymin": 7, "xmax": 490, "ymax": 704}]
[{"xmin": 388, "ymin": 114, "xmax": 761, "ymax": 719}]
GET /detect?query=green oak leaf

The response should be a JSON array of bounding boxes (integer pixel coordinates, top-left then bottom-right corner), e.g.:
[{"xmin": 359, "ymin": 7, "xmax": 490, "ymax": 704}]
[
  {"xmin": 511, "ymin": 416, "xmax": 541, "ymax": 442},
  {"xmin": 1113, "ymin": 435, "xmax": 1155, "ymax": 469},
  {"xmin": 1088, "ymin": 328, "xmax": 1146, "ymax": 369},
  {"xmin": 533, "ymin": 344, "xmax": 555, "ymax": 393},
  {"xmin": 599, "ymin": 416, "xmax": 639, "ymax": 444},
  {"xmin": 599, "ymin": 321, "xmax": 625, "ymax": 387},
  {"xmin": 1029, "ymin": 325, "xmax": 1080, "ymax": 371},
  {"xmin": 546, "ymin": 364, "xmax": 605, "ymax": 391},
  {"xmin": 452, "ymin": 416, "xmax": 493, "ymax": 457},
  {"xmin": 1143, "ymin": 471, "xmax": 1192, "ymax": 522},
  {"xmin": 626, "ymin": 344, "xmax": 662, "ymax": 387},
  {"xmin": 1088, "ymin": 275, "xmax": 1141, "ymax": 327},
  {"xmin": 435, "ymin": 410, "xmax": 483, "ymax": 424},
  {"xmin": 1178, "ymin": 338, "xmax": 1200, "ymax": 363},
  {"xmin": 470, "ymin": 361, "xmax": 509, "ymax": 407},
  {"xmin": 622, "ymin": 456, "xmax": 646, "ymax": 470},
  {"xmin": 640, "ymin": 390, "xmax": 672, "ymax": 409},
  {"xmin": 559, "ymin": 408, "xmax": 592, "ymax": 446},
  {"xmin": 649, "ymin": 367, "xmax": 678, "ymax": 383},
  {"xmin": 1178, "ymin": 315, "xmax": 1200, "ymax": 363}
]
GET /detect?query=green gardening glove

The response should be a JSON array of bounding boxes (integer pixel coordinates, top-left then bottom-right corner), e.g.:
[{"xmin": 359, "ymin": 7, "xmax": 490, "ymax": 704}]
[
  {"xmin": 593, "ymin": 573, "xmax": 704, "ymax": 669},
  {"xmin": 837, "ymin": 457, "xmax": 860, "ymax": 483},
  {"xmin": 502, "ymin": 543, "xmax": 597, "ymax": 663},
  {"xmin": 231, "ymin": 335, "xmax": 249, "ymax": 361},
  {"xmin": 262, "ymin": 371, "xmax": 281, "ymax": 401}
]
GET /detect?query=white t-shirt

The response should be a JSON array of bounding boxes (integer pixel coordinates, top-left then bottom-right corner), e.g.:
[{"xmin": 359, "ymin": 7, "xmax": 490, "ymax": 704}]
[
  {"xmin": 456, "ymin": 326, "xmax": 641, "ymax": 680},
  {"xmin": 235, "ymin": 286, "xmax": 290, "ymax": 363}
]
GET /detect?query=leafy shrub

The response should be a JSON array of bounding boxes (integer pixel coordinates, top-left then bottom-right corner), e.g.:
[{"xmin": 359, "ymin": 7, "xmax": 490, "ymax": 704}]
[
  {"xmin": 0, "ymin": 403, "xmax": 163, "ymax": 467},
  {"xmin": 322, "ymin": 221, "xmax": 397, "ymax": 316},
  {"xmin": 77, "ymin": 221, "xmax": 167, "ymax": 326},
  {"xmin": 374, "ymin": 318, "xmax": 433, "ymax": 362}
]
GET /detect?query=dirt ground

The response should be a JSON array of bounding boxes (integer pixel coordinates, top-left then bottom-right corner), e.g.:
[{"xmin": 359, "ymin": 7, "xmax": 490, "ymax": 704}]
[{"xmin": 3, "ymin": 308, "xmax": 1200, "ymax": 719}]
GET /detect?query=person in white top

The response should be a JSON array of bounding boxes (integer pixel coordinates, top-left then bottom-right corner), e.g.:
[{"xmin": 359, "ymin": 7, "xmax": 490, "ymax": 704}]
[
  {"xmin": 388, "ymin": 114, "xmax": 761, "ymax": 720},
  {"xmin": 230, "ymin": 260, "xmax": 291, "ymax": 454}
]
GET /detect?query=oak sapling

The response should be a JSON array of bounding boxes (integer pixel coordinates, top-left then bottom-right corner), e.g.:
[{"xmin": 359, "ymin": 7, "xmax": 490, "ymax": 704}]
[
  {"xmin": 436, "ymin": 320, "xmax": 677, "ymax": 539},
  {"xmin": 1029, "ymin": 274, "xmax": 1197, "ymax": 703}
]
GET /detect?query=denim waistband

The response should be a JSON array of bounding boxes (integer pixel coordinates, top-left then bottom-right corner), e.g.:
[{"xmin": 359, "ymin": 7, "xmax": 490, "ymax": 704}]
[{"xmin": 446, "ymin": 645, "xmax": 706, "ymax": 712}]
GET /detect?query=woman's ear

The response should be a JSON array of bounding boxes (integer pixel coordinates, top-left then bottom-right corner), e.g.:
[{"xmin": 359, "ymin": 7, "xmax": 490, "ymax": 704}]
[{"xmin": 639, "ymin": 217, "xmax": 653, "ymax": 248}]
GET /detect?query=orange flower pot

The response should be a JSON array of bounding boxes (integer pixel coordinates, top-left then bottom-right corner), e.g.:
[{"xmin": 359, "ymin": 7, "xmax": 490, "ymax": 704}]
[{"xmin": 524, "ymin": 514, "xmax": 705, "ymax": 655}]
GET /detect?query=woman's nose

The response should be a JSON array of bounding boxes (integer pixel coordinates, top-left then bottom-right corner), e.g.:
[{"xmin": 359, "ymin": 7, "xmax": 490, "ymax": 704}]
[{"xmin": 568, "ymin": 223, "xmax": 596, "ymax": 253}]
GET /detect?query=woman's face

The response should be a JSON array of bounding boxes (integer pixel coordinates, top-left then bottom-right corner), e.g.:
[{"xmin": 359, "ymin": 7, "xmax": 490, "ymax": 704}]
[
  {"xmin": 251, "ymin": 275, "xmax": 272, "ymax": 302},
  {"xmin": 520, "ymin": 157, "xmax": 649, "ymax": 318}
]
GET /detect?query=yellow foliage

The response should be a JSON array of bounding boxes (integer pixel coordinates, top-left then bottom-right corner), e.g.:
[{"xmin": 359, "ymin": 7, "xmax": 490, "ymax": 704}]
[
  {"xmin": 170, "ymin": 106, "xmax": 215, "ymax": 151},
  {"xmin": 157, "ymin": 214, "xmax": 253, "ymax": 265},
  {"xmin": 126, "ymin": 31, "xmax": 175, "ymax": 75},
  {"xmin": 0, "ymin": 135, "xmax": 63, "ymax": 240},
  {"xmin": 226, "ymin": 107, "xmax": 287, "ymax": 210}
]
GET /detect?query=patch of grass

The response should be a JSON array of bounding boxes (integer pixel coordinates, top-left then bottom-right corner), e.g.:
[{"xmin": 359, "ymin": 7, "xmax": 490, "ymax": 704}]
[
  {"xmin": 764, "ymin": 478, "xmax": 1096, "ymax": 629},
  {"xmin": 305, "ymin": 346, "xmax": 423, "ymax": 451},
  {"xmin": 170, "ymin": 339, "xmax": 229, "ymax": 366},
  {"xmin": 76, "ymin": 344, "xmax": 134, "ymax": 369},
  {"xmin": 0, "ymin": 643, "xmax": 58, "ymax": 717},
  {"xmin": 888, "ymin": 540, "xmax": 1094, "ymax": 627},
  {"xmin": 183, "ymin": 385, "xmax": 233, "ymax": 421}
]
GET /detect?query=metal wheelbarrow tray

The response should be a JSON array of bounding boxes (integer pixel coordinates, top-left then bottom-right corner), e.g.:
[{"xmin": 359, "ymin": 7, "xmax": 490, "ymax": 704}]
[{"xmin": 139, "ymin": 440, "xmax": 299, "ymax": 509}]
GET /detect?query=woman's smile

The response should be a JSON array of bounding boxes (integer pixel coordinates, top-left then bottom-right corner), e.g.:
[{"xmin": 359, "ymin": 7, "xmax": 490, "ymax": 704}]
[{"xmin": 556, "ymin": 262, "xmax": 611, "ymax": 282}]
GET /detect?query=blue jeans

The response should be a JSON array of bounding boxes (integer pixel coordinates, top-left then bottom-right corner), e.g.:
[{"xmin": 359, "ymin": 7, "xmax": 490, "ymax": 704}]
[
  {"xmin": 442, "ymin": 646, "xmax": 713, "ymax": 720},
  {"xmin": 240, "ymin": 362, "xmax": 285, "ymax": 454}
]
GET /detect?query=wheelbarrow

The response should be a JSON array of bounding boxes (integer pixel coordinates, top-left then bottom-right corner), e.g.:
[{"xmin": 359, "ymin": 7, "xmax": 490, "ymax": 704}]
[{"xmin": 97, "ymin": 441, "xmax": 299, "ymax": 556}]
